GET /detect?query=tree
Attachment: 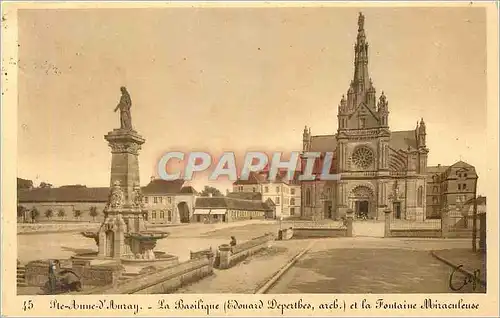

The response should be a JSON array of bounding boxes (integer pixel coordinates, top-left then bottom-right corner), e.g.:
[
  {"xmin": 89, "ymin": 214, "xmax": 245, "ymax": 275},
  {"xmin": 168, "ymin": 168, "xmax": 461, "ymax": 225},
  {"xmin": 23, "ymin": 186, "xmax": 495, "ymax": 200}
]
[
  {"xmin": 30, "ymin": 207, "xmax": 40, "ymax": 223},
  {"xmin": 73, "ymin": 210, "xmax": 82, "ymax": 220},
  {"xmin": 89, "ymin": 206, "xmax": 99, "ymax": 222},
  {"xmin": 57, "ymin": 208, "xmax": 66, "ymax": 219},
  {"xmin": 39, "ymin": 182, "xmax": 53, "ymax": 189},
  {"xmin": 44, "ymin": 209, "xmax": 53, "ymax": 220},
  {"xmin": 199, "ymin": 186, "xmax": 223, "ymax": 197},
  {"xmin": 17, "ymin": 178, "xmax": 34, "ymax": 190},
  {"xmin": 17, "ymin": 205, "xmax": 27, "ymax": 223}
]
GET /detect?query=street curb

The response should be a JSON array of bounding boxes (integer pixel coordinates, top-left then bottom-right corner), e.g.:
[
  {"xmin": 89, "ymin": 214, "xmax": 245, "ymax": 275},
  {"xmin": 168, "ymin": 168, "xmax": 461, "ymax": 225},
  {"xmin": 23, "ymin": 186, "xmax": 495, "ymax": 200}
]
[
  {"xmin": 255, "ymin": 241, "xmax": 315, "ymax": 294},
  {"xmin": 430, "ymin": 250, "xmax": 486, "ymax": 287}
]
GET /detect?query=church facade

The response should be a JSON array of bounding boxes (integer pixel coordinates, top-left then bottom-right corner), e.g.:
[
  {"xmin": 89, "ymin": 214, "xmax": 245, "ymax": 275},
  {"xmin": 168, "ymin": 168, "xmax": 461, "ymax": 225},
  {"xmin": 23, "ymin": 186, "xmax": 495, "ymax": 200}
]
[{"xmin": 300, "ymin": 13, "xmax": 476, "ymax": 221}]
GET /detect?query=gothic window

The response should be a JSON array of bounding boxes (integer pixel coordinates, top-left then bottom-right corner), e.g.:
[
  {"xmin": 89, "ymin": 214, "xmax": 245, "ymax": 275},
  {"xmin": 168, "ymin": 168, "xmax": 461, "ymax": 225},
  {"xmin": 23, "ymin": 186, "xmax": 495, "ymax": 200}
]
[
  {"xmin": 360, "ymin": 118, "xmax": 366, "ymax": 128},
  {"xmin": 417, "ymin": 186, "xmax": 423, "ymax": 207},
  {"xmin": 433, "ymin": 186, "xmax": 438, "ymax": 193},
  {"xmin": 167, "ymin": 210, "xmax": 172, "ymax": 222},
  {"xmin": 351, "ymin": 146, "xmax": 374, "ymax": 169},
  {"xmin": 432, "ymin": 197, "xmax": 438, "ymax": 204},
  {"xmin": 306, "ymin": 188, "xmax": 311, "ymax": 206}
]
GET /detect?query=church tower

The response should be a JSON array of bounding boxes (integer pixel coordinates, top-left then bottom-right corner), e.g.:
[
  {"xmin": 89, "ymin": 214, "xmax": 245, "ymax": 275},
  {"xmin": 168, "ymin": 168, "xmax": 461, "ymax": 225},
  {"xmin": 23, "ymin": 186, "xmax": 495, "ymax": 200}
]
[{"xmin": 335, "ymin": 12, "xmax": 392, "ymax": 220}]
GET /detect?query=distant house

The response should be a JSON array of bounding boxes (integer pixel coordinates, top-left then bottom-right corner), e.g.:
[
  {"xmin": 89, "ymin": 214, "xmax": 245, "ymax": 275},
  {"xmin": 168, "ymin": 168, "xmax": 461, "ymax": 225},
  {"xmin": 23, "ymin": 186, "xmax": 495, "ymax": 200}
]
[
  {"xmin": 17, "ymin": 179, "xmax": 197, "ymax": 224},
  {"xmin": 142, "ymin": 178, "xmax": 197, "ymax": 224},
  {"xmin": 193, "ymin": 195, "xmax": 273, "ymax": 223},
  {"xmin": 463, "ymin": 196, "xmax": 487, "ymax": 215},
  {"xmin": 232, "ymin": 170, "xmax": 301, "ymax": 218}
]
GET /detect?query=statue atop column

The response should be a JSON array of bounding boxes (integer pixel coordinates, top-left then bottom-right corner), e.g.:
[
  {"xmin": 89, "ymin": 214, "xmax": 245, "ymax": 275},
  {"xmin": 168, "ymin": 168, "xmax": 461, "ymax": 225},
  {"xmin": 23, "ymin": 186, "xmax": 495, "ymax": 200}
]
[{"xmin": 114, "ymin": 86, "xmax": 133, "ymax": 130}]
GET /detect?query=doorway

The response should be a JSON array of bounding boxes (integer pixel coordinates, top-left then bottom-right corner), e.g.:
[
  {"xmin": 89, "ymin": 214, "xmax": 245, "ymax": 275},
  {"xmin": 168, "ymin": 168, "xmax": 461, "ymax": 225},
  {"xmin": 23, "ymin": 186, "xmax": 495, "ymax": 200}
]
[
  {"xmin": 177, "ymin": 202, "xmax": 190, "ymax": 223},
  {"xmin": 393, "ymin": 202, "xmax": 402, "ymax": 219},
  {"xmin": 355, "ymin": 200, "xmax": 369, "ymax": 219}
]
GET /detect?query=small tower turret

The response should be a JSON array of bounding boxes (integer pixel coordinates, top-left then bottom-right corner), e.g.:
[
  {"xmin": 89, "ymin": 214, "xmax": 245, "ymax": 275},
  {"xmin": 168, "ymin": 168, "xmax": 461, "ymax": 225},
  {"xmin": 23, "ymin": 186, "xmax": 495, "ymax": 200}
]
[
  {"xmin": 302, "ymin": 125, "xmax": 311, "ymax": 151},
  {"xmin": 377, "ymin": 91, "xmax": 389, "ymax": 127},
  {"xmin": 418, "ymin": 118, "xmax": 427, "ymax": 148}
]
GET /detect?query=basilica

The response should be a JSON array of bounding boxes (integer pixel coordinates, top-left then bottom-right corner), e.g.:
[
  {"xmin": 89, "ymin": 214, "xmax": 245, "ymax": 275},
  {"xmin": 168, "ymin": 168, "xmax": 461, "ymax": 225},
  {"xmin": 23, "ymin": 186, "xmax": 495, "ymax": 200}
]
[{"xmin": 300, "ymin": 13, "xmax": 477, "ymax": 221}]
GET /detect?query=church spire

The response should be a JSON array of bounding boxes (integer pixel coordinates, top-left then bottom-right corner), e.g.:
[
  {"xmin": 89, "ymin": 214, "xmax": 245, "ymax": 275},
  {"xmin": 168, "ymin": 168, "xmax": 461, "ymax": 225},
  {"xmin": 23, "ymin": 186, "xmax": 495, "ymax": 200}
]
[{"xmin": 352, "ymin": 12, "xmax": 370, "ymax": 95}]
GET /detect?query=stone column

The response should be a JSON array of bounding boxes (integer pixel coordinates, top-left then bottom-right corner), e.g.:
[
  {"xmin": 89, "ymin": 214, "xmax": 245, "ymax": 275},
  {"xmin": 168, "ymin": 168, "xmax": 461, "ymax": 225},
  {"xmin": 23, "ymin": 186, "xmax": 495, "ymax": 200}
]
[
  {"xmin": 479, "ymin": 213, "xmax": 486, "ymax": 252},
  {"xmin": 441, "ymin": 207, "xmax": 449, "ymax": 238},
  {"xmin": 346, "ymin": 209, "xmax": 354, "ymax": 237},
  {"xmin": 218, "ymin": 244, "xmax": 232, "ymax": 269},
  {"xmin": 384, "ymin": 208, "xmax": 392, "ymax": 238}
]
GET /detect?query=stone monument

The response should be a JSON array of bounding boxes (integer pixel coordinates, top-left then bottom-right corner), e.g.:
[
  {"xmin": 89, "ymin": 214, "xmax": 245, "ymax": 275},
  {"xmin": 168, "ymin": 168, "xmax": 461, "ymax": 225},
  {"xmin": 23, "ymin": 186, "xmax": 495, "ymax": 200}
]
[{"xmin": 82, "ymin": 87, "xmax": 169, "ymax": 261}]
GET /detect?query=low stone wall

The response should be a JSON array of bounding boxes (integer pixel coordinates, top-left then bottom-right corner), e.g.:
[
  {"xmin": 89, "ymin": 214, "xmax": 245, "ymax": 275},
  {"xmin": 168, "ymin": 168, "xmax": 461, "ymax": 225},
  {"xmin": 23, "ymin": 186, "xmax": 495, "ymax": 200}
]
[
  {"xmin": 87, "ymin": 255, "xmax": 213, "ymax": 294},
  {"xmin": 24, "ymin": 259, "xmax": 123, "ymax": 287},
  {"xmin": 216, "ymin": 233, "xmax": 274, "ymax": 269},
  {"xmin": 389, "ymin": 229, "xmax": 442, "ymax": 238},
  {"xmin": 292, "ymin": 228, "xmax": 347, "ymax": 239},
  {"xmin": 18, "ymin": 223, "xmax": 100, "ymax": 235}
]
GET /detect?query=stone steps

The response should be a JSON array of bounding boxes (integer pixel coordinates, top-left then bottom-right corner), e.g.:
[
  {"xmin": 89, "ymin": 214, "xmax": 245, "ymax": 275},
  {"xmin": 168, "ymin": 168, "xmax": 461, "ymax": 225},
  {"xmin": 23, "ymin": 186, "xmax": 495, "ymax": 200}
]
[
  {"xmin": 17, "ymin": 266, "xmax": 26, "ymax": 287},
  {"xmin": 118, "ymin": 272, "xmax": 139, "ymax": 282}
]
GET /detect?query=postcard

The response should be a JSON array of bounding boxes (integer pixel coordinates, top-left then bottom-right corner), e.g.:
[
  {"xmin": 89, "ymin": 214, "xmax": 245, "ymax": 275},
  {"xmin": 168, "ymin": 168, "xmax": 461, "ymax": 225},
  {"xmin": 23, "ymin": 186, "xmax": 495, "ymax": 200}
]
[{"xmin": 2, "ymin": 1, "xmax": 498, "ymax": 317}]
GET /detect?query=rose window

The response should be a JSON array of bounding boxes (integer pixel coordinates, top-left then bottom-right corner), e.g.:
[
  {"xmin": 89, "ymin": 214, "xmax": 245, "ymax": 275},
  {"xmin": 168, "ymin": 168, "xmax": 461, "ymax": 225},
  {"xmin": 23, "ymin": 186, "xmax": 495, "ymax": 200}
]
[{"xmin": 351, "ymin": 146, "xmax": 374, "ymax": 169}]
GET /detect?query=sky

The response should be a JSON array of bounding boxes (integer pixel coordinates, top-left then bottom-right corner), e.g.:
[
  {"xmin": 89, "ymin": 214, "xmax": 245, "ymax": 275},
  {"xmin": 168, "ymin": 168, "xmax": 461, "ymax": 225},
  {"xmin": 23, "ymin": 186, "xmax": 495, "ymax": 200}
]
[{"xmin": 17, "ymin": 6, "xmax": 488, "ymax": 194}]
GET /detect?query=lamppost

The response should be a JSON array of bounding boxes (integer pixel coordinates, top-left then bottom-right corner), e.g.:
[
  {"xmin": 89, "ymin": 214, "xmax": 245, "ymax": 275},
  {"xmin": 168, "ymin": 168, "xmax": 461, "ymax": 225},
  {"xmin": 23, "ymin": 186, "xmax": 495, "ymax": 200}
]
[{"xmin": 472, "ymin": 176, "xmax": 479, "ymax": 252}]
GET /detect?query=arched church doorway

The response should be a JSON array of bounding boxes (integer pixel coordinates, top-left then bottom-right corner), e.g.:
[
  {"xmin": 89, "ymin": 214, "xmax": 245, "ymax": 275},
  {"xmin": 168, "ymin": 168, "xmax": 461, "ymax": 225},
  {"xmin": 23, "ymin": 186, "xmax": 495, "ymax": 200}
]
[
  {"xmin": 349, "ymin": 185, "xmax": 375, "ymax": 220},
  {"xmin": 355, "ymin": 200, "xmax": 369, "ymax": 219},
  {"xmin": 178, "ymin": 202, "xmax": 191, "ymax": 223}
]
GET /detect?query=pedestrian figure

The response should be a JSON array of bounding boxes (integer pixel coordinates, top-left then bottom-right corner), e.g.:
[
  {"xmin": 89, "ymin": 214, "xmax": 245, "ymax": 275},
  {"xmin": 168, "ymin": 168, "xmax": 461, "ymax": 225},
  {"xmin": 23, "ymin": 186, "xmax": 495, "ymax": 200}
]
[
  {"xmin": 230, "ymin": 236, "xmax": 237, "ymax": 246},
  {"xmin": 48, "ymin": 260, "xmax": 59, "ymax": 294}
]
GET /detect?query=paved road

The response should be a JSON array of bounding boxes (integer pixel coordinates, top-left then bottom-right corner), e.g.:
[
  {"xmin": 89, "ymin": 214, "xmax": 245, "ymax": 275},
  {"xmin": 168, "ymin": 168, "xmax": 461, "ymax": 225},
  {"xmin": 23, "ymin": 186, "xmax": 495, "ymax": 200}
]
[{"xmin": 268, "ymin": 238, "xmax": 486, "ymax": 294}]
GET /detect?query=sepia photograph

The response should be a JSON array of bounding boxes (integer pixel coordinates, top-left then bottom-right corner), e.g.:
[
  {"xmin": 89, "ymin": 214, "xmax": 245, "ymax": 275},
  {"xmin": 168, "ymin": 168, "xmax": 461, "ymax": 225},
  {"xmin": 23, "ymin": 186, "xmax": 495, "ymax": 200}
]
[{"xmin": 2, "ymin": 1, "xmax": 499, "ymax": 317}]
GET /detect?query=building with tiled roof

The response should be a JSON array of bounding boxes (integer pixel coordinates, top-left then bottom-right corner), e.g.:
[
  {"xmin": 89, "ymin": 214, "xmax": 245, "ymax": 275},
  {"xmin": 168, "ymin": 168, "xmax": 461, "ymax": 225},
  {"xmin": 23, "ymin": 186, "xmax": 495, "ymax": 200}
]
[
  {"xmin": 193, "ymin": 195, "xmax": 274, "ymax": 223},
  {"xmin": 18, "ymin": 178, "xmax": 198, "ymax": 224},
  {"xmin": 300, "ymin": 13, "xmax": 478, "ymax": 221},
  {"xmin": 232, "ymin": 170, "xmax": 301, "ymax": 218}
]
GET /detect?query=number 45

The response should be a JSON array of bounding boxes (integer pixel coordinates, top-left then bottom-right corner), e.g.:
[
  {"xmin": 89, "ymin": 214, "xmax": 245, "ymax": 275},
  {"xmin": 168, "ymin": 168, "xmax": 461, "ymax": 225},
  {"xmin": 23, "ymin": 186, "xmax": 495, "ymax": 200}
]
[{"xmin": 23, "ymin": 300, "xmax": 33, "ymax": 311}]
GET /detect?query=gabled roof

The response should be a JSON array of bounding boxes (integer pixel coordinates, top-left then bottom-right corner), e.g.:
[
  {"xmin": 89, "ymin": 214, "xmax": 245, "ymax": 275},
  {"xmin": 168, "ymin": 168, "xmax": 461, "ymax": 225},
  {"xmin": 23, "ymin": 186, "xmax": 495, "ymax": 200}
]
[
  {"xmin": 18, "ymin": 186, "xmax": 110, "ymax": 203},
  {"xmin": 464, "ymin": 196, "xmax": 486, "ymax": 206},
  {"xmin": 142, "ymin": 179, "xmax": 185, "ymax": 194},
  {"xmin": 227, "ymin": 192, "xmax": 263, "ymax": 201},
  {"xmin": 389, "ymin": 130, "xmax": 417, "ymax": 151},
  {"xmin": 233, "ymin": 171, "xmax": 267, "ymax": 185},
  {"xmin": 194, "ymin": 197, "xmax": 273, "ymax": 211},
  {"xmin": 18, "ymin": 179, "xmax": 194, "ymax": 203},
  {"xmin": 310, "ymin": 135, "xmax": 337, "ymax": 152},
  {"xmin": 426, "ymin": 165, "xmax": 450, "ymax": 175}
]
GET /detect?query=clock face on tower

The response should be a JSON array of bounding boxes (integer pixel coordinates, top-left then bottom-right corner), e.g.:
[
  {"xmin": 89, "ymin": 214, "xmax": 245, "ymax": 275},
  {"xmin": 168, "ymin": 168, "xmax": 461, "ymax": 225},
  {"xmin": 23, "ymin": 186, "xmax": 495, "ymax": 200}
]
[{"xmin": 351, "ymin": 146, "xmax": 374, "ymax": 169}]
